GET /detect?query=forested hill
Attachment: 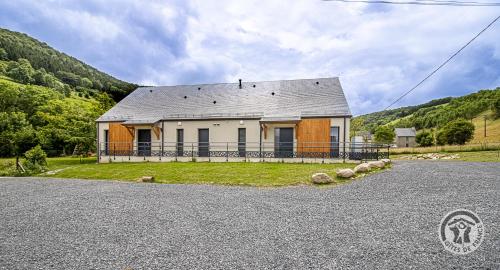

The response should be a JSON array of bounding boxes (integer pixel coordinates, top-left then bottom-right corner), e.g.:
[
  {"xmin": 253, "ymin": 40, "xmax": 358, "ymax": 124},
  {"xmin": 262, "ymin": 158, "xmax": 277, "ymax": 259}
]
[
  {"xmin": 0, "ymin": 28, "xmax": 138, "ymax": 158},
  {"xmin": 352, "ymin": 88, "xmax": 500, "ymax": 133},
  {"xmin": 0, "ymin": 28, "xmax": 137, "ymax": 101}
]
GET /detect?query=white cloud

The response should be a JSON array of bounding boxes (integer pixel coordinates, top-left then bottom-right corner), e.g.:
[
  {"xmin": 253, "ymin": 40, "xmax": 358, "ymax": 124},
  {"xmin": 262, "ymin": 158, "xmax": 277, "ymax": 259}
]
[{"xmin": 1, "ymin": 0, "xmax": 498, "ymax": 114}]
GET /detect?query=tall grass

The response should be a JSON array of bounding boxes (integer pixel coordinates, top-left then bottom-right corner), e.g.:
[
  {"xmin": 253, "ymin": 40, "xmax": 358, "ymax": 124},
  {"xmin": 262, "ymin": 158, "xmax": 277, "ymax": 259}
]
[{"xmin": 390, "ymin": 142, "xmax": 500, "ymax": 155}]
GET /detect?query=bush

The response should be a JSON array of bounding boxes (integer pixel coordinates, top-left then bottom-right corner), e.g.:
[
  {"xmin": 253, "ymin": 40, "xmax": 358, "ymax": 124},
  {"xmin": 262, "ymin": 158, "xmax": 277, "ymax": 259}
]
[
  {"xmin": 441, "ymin": 119, "xmax": 475, "ymax": 145},
  {"xmin": 374, "ymin": 126, "xmax": 395, "ymax": 144},
  {"xmin": 493, "ymin": 96, "xmax": 500, "ymax": 119},
  {"xmin": 23, "ymin": 145, "xmax": 47, "ymax": 174},
  {"xmin": 436, "ymin": 130, "xmax": 447, "ymax": 146},
  {"xmin": 415, "ymin": 130, "xmax": 434, "ymax": 147}
]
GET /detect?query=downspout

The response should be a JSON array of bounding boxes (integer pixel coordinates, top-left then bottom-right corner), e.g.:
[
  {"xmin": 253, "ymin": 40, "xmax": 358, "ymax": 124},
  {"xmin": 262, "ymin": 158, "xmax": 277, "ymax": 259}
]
[
  {"xmin": 96, "ymin": 122, "xmax": 100, "ymax": 164},
  {"xmin": 161, "ymin": 121, "xmax": 165, "ymax": 156},
  {"xmin": 343, "ymin": 117, "xmax": 346, "ymax": 163},
  {"xmin": 259, "ymin": 124, "xmax": 263, "ymax": 160}
]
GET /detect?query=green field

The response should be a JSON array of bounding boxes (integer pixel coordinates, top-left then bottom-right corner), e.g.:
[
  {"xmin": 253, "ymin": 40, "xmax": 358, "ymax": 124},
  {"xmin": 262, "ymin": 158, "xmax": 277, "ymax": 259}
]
[{"xmin": 1, "ymin": 157, "xmax": 360, "ymax": 187}]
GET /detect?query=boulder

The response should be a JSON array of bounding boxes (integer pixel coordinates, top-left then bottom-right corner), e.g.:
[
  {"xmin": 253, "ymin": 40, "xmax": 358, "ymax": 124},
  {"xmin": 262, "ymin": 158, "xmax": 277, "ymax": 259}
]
[
  {"xmin": 368, "ymin": 160, "xmax": 385, "ymax": 169},
  {"xmin": 336, "ymin": 169, "xmax": 355, "ymax": 178},
  {"xmin": 381, "ymin": 159, "xmax": 391, "ymax": 165},
  {"xmin": 311, "ymin": 173, "xmax": 334, "ymax": 184},
  {"xmin": 354, "ymin": 163, "xmax": 371, "ymax": 173},
  {"xmin": 138, "ymin": 176, "xmax": 155, "ymax": 183}
]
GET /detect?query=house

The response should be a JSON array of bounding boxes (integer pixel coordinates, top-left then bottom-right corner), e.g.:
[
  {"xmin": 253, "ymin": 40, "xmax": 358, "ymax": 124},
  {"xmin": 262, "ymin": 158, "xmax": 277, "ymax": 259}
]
[
  {"xmin": 394, "ymin": 127, "xmax": 417, "ymax": 147},
  {"xmin": 356, "ymin": 131, "xmax": 373, "ymax": 143},
  {"xmin": 96, "ymin": 77, "xmax": 360, "ymax": 163}
]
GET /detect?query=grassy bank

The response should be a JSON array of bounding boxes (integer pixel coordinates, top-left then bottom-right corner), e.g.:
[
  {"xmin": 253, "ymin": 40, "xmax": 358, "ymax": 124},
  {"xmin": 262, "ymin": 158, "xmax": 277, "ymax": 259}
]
[
  {"xmin": 389, "ymin": 143, "xmax": 500, "ymax": 155},
  {"xmin": 1, "ymin": 157, "xmax": 359, "ymax": 187},
  {"xmin": 391, "ymin": 150, "xmax": 500, "ymax": 162}
]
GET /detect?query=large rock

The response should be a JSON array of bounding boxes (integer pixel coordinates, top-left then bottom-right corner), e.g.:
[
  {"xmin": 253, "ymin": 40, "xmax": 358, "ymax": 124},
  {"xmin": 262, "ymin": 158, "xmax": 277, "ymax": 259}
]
[
  {"xmin": 381, "ymin": 159, "xmax": 391, "ymax": 165},
  {"xmin": 354, "ymin": 163, "xmax": 371, "ymax": 173},
  {"xmin": 138, "ymin": 176, "xmax": 155, "ymax": 183},
  {"xmin": 368, "ymin": 160, "xmax": 385, "ymax": 169},
  {"xmin": 311, "ymin": 173, "xmax": 334, "ymax": 184},
  {"xmin": 336, "ymin": 169, "xmax": 355, "ymax": 178}
]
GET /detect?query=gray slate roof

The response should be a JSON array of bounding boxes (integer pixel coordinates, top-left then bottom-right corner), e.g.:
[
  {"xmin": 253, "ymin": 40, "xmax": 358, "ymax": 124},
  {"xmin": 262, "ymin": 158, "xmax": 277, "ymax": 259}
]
[
  {"xmin": 395, "ymin": 127, "xmax": 416, "ymax": 137},
  {"xmin": 97, "ymin": 77, "xmax": 351, "ymax": 122}
]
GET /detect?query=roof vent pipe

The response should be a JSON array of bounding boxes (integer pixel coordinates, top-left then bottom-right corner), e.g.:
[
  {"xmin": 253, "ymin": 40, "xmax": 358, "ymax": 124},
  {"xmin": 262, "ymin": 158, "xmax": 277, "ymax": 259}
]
[{"xmin": 239, "ymin": 79, "xmax": 242, "ymax": 89}]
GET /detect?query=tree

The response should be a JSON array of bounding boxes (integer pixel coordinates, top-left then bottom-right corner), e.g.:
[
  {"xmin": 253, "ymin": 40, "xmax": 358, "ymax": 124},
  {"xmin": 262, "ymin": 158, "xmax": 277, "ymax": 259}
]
[
  {"xmin": 350, "ymin": 117, "xmax": 365, "ymax": 138},
  {"xmin": 0, "ymin": 112, "xmax": 37, "ymax": 157},
  {"xmin": 33, "ymin": 68, "xmax": 47, "ymax": 86},
  {"xmin": 6, "ymin": 58, "xmax": 34, "ymax": 84},
  {"xmin": 374, "ymin": 126, "xmax": 395, "ymax": 144},
  {"xmin": 415, "ymin": 130, "xmax": 434, "ymax": 147},
  {"xmin": 0, "ymin": 61, "xmax": 7, "ymax": 75},
  {"xmin": 36, "ymin": 98, "xmax": 101, "ymax": 154},
  {"xmin": 493, "ymin": 96, "xmax": 500, "ymax": 119},
  {"xmin": 80, "ymin": 77, "xmax": 93, "ymax": 89},
  {"xmin": 441, "ymin": 119, "xmax": 475, "ymax": 145},
  {"xmin": 0, "ymin": 48, "xmax": 7, "ymax": 60},
  {"xmin": 436, "ymin": 130, "xmax": 447, "ymax": 146}
]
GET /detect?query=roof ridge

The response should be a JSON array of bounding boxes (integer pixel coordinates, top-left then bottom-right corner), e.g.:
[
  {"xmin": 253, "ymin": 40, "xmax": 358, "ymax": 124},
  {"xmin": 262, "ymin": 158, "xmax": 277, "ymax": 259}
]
[{"xmin": 138, "ymin": 77, "xmax": 340, "ymax": 89}]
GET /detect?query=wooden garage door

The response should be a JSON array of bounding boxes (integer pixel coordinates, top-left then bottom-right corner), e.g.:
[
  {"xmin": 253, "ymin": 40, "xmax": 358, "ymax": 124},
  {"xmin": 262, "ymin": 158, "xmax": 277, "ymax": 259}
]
[
  {"xmin": 296, "ymin": 119, "xmax": 331, "ymax": 153},
  {"xmin": 108, "ymin": 122, "xmax": 133, "ymax": 154}
]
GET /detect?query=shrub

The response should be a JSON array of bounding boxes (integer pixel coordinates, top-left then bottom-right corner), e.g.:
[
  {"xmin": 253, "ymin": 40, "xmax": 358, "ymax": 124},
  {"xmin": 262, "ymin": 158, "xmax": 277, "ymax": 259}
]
[
  {"xmin": 23, "ymin": 145, "xmax": 47, "ymax": 174},
  {"xmin": 436, "ymin": 130, "xmax": 447, "ymax": 146},
  {"xmin": 441, "ymin": 119, "xmax": 475, "ymax": 145},
  {"xmin": 415, "ymin": 130, "xmax": 434, "ymax": 147},
  {"xmin": 374, "ymin": 126, "xmax": 395, "ymax": 144},
  {"xmin": 493, "ymin": 96, "xmax": 500, "ymax": 119}
]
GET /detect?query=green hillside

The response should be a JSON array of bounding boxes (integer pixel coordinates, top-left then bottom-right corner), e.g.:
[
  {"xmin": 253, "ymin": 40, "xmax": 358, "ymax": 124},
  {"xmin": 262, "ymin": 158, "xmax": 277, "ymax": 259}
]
[
  {"xmin": 0, "ymin": 28, "xmax": 137, "ymax": 100},
  {"xmin": 352, "ymin": 88, "xmax": 500, "ymax": 137},
  {"xmin": 0, "ymin": 28, "xmax": 137, "ymax": 157}
]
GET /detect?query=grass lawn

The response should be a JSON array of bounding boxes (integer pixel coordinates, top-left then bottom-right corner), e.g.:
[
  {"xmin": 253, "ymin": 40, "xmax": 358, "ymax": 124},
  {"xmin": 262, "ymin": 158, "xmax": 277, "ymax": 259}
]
[
  {"xmin": 392, "ymin": 150, "xmax": 500, "ymax": 162},
  {"xmin": 2, "ymin": 157, "xmax": 360, "ymax": 187}
]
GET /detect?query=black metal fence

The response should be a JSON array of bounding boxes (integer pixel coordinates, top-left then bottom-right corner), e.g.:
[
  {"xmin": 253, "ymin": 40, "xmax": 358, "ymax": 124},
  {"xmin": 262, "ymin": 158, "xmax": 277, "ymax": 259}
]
[{"xmin": 99, "ymin": 142, "xmax": 389, "ymax": 161}]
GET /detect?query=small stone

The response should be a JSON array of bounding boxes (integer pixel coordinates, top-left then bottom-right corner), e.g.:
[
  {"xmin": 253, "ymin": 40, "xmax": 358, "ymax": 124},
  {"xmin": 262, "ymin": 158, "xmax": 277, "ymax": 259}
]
[
  {"xmin": 336, "ymin": 169, "xmax": 355, "ymax": 178},
  {"xmin": 381, "ymin": 159, "xmax": 391, "ymax": 165},
  {"xmin": 138, "ymin": 176, "xmax": 155, "ymax": 183},
  {"xmin": 311, "ymin": 173, "xmax": 334, "ymax": 184},
  {"xmin": 354, "ymin": 163, "xmax": 371, "ymax": 173}
]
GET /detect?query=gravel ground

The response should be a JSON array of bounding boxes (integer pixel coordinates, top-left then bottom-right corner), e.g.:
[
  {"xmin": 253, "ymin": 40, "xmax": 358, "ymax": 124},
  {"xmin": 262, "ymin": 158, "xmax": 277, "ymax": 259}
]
[{"xmin": 0, "ymin": 161, "xmax": 499, "ymax": 269}]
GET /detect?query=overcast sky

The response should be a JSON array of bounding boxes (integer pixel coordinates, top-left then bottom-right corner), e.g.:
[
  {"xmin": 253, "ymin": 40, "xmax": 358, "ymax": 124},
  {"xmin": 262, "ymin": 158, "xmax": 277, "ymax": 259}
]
[{"xmin": 0, "ymin": 0, "xmax": 499, "ymax": 115}]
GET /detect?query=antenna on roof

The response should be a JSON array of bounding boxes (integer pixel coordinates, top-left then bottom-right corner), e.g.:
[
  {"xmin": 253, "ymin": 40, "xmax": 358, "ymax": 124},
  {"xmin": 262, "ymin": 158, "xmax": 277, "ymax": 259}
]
[{"xmin": 239, "ymin": 79, "xmax": 242, "ymax": 89}]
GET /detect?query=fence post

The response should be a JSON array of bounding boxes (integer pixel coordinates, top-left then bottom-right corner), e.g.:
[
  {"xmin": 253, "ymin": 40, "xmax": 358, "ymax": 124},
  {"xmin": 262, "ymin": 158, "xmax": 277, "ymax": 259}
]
[
  {"xmin": 113, "ymin": 144, "xmax": 116, "ymax": 160},
  {"xmin": 226, "ymin": 142, "xmax": 229, "ymax": 162},
  {"xmin": 387, "ymin": 145, "xmax": 390, "ymax": 159},
  {"xmin": 342, "ymin": 142, "xmax": 346, "ymax": 163},
  {"xmin": 322, "ymin": 144, "xmax": 325, "ymax": 164},
  {"xmin": 191, "ymin": 143, "xmax": 194, "ymax": 161}
]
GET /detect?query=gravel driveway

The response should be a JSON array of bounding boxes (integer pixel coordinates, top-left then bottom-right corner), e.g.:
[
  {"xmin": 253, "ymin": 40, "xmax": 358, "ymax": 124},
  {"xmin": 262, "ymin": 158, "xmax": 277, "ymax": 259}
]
[{"xmin": 1, "ymin": 161, "xmax": 499, "ymax": 269}]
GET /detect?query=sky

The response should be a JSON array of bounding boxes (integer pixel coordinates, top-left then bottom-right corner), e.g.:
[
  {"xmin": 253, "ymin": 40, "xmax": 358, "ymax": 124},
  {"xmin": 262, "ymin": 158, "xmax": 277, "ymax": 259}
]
[{"xmin": 0, "ymin": 0, "xmax": 499, "ymax": 115}]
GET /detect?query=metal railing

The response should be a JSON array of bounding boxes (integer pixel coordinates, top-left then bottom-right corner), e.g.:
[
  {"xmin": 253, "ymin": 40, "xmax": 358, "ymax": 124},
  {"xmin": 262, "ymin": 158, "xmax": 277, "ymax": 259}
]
[{"xmin": 99, "ymin": 141, "xmax": 389, "ymax": 162}]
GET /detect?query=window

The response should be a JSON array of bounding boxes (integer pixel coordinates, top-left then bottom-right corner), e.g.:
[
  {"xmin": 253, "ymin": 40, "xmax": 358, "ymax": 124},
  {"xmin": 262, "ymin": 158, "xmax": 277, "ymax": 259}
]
[
  {"xmin": 238, "ymin": 128, "xmax": 246, "ymax": 157},
  {"xmin": 176, "ymin": 129, "xmax": 184, "ymax": 156},
  {"xmin": 330, "ymin": 127, "xmax": 340, "ymax": 158}
]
